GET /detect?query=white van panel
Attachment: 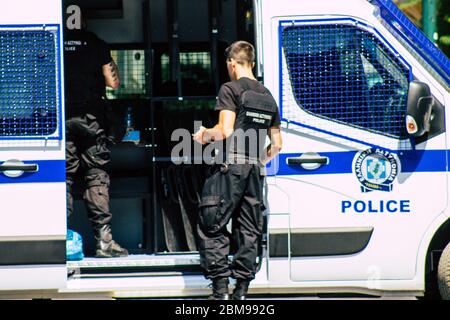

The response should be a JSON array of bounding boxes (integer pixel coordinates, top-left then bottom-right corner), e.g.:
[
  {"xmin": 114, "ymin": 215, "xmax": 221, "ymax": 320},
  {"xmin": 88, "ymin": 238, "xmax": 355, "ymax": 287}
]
[
  {"xmin": 0, "ymin": 183, "xmax": 66, "ymax": 237},
  {"xmin": 0, "ymin": 0, "xmax": 66, "ymax": 292},
  {"xmin": 1, "ymin": 0, "xmax": 63, "ymax": 25},
  {"xmin": 0, "ymin": 265, "xmax": 65, "ymax": 291}
]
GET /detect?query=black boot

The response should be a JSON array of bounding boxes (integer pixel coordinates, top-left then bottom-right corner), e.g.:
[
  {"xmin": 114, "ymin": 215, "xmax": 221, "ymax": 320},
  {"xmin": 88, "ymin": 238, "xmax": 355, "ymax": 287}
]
[
  {"xmin": 95, "ymin": 225, "xmax": 129, "ymax": 258},
  {"xmin": 232, "ymin": 279, "xmax": 250, "ymax": 300},
  {"xmin": 208, "ymin": 278, "xmax": 230, "ymax": 300}
]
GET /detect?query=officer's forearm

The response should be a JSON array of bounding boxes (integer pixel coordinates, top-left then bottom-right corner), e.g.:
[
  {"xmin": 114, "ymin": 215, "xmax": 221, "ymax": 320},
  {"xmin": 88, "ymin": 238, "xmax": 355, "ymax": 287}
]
[
  {"xmin": 261, "ymin": 144, "xmax": 282, "ymax": 165},
  {"xmin": 103, "ymin": 61, "xmax": 120, "ymax": 89},
  {"xmin": 203, "ymin": 125, "xmax": 232, "ymax": 143}
]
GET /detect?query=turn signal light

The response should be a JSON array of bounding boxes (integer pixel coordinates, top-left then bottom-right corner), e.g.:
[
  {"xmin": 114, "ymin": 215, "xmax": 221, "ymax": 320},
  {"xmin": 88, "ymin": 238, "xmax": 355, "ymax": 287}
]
[{"xmin": 406, "ymin": 115, "xmax": 418, "ymax": 135}]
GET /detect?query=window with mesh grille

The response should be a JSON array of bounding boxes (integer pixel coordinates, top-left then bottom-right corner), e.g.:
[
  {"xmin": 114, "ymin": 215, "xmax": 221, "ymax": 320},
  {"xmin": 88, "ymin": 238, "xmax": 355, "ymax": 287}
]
[
  {"xmin": 158, "ymin": 51, "xmax": 214, "ymax": 96},
  {"xmin": 0, "ymin": 28, "xmax": 59, "ymax": 138},
  {"xmin": 161, "ymin": 52, "xmax": 212, "ymax": 84},
  {"xmin": 282, "ymin": 24, "xmax": 410, "ymax": 139},
  {"xmin": 105, "ymin": 50, "xmax": 214, "ymax": 99},
  {"xmin": 106, "ymin": 50, "xmax": 147, "ymax": 99}
]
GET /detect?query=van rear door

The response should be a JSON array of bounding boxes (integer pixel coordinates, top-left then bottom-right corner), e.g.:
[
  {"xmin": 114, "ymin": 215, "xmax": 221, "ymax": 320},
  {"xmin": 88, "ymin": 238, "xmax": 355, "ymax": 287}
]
[{"xmin": 0, "ymin": 0, "xmax": 66, "ymax": 292}]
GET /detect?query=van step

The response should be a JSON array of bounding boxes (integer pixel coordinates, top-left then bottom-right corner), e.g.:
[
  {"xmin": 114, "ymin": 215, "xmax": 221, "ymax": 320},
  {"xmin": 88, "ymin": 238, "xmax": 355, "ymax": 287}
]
[{"xmin": 67, "ymin": 254, "xmax": 202, "ymax": 276}]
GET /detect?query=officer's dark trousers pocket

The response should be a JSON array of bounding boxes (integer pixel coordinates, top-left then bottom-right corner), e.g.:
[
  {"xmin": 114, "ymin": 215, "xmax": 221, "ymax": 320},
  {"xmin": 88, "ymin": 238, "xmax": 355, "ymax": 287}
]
[
  {"xmin": 83, "ymin": 170, "xmax": 112, "ymax": 227},
  {"xmin": 198, "ymin": 196, "xmax": 221, "ymax": 232},
  {"xmin": 198, "ymin": 195, "xmax": 233, "ymax": 233},
  {"xmin": 197, "ymin": 191, "xmax": 234, "ymax": 279},
  {"xmin": 197, "ymin": 229, "xmax": 231, "ymax": 279}
]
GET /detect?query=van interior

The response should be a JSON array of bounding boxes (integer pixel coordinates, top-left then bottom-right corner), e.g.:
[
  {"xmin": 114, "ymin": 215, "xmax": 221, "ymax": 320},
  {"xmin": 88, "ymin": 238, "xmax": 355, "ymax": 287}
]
[{"xmin": 63, "ymin": 0, "xmax": 258, "ymax": 275}]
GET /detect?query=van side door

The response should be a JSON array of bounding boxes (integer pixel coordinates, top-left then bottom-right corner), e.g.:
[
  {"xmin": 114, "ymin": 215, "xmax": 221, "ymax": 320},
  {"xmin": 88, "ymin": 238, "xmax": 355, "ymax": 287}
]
[{"xmin": 265, "ymin": 13, "xmax": 447, "ymax": 283}]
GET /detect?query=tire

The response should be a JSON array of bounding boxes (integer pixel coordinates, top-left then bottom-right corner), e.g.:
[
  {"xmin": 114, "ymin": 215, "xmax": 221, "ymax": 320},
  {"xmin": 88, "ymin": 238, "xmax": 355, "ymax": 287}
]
[{"xmin": 438, "ymin": 242, "xmax": 450, "ymax": 300}]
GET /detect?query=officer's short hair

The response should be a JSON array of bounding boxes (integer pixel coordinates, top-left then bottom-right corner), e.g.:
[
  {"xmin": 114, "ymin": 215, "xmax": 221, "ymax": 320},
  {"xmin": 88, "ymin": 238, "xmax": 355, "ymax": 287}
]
[{"xmin": 225, "ymin": 41, "xmax": 255, "ymax": 65}]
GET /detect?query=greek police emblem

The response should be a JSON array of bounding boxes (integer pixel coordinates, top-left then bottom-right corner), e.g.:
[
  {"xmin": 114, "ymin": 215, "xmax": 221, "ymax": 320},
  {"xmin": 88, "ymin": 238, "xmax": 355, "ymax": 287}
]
[{"xmin": 353, "ymin": 148, "xmax": 400, "ymax": 193}]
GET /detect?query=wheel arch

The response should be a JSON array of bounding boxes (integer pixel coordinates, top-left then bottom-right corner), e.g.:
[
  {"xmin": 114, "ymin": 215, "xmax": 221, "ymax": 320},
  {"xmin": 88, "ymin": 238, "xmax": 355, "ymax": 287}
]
[{"xmin": 417, "ymin": 214, "xmax": 450, "ymax": 298}]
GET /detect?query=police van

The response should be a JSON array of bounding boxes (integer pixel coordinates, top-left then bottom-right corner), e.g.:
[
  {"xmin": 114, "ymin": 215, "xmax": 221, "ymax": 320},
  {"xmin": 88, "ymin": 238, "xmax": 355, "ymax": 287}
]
[{"xmin": 0, "ymin": 0, "xmax": 449, "ymax": 299}]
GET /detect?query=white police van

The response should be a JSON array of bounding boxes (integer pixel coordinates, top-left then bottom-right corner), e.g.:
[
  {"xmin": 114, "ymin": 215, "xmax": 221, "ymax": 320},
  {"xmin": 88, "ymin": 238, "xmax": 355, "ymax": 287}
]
[{"xmin": 0, "ymin": 0, "xmax": 449, "ymax": 299}]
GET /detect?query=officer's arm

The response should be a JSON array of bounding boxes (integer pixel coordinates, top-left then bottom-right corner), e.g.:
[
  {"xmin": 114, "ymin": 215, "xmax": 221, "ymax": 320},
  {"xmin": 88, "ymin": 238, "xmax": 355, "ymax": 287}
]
[
  {"xmin": 102, "ymin": 61, "xmax": 120, "ymax": 89},
  {"xmin": 261, "ymin": 126, "xmax": 283, "ymax": 165},
  {"xmin": 193, "ymin": 110, "xmax": 235, "ymax": 144}
]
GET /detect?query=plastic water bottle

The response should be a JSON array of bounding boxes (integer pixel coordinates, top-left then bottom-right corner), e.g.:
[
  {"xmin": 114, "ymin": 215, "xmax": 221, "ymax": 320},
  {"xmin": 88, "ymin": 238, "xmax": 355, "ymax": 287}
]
[
  {"xmin": 123, "ymin": 107, "xmax": 140, "ymax": 144},
  {"xmin": 125, "ymin": 106, "xmax": 133, "ymax": 130}
]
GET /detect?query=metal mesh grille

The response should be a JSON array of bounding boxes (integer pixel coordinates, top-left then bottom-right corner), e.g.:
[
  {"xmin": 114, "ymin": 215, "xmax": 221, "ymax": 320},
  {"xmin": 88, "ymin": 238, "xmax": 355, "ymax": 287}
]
[
  {"xmin": 106, "ymin": 50, "xmax": 147, "ymax": 99},
  {"xmin": 0, "ymin": 28, "xmax": 59, "ymax": 138},
  {"xmin": 160, "ymin": 52, "xmax": 212, "ymax": 83},
  {"xmin": 282, "ymin": 23, "xmax": 410, "ymax": 145},
  {"xmin": 180, "ymin": 52, "xmax": 212, "ymax": 84},
  {"xmin": 158, "ymin": 51, "xmax": 214, "ymax": 96}
]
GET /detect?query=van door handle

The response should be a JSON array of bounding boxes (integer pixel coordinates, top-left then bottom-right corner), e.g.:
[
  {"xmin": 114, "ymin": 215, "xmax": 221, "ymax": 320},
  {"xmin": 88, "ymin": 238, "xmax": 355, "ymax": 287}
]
[
  {"xmin": 287, "ymin": 157, "xmax": 328, "ymax": 165},
  {"xmin": 0, "ymin": 164, "xmax": 39, "ymax": 172},
  {"xmin": 286, "ymin": 153, "xmax": 329, "ymax": 170},
  {"xmin": 0, "ymin": 160, "xmax": 39, "ymax": 178}
]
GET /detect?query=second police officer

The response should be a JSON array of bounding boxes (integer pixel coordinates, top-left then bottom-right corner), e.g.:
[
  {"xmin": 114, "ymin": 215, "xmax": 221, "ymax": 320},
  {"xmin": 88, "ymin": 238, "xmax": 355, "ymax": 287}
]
[
  {"xmin": 193, "ymin": 41, "xmax": 283, "ymax": 300},
  {"xmin": 64, "ymin": 7, "xmax": 128, "ymax": 258}
]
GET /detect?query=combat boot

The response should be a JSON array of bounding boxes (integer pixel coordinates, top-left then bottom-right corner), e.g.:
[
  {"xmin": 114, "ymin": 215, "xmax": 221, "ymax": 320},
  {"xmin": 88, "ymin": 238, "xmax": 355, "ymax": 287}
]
[
  {"xmin": 95, "ymin": 225, "xmax": 129, "ymax": 258},
  {"xmin": 232, "ymin": 279, "xmax": 250, "ymax": 300},
  {"xmin": 208, "ymin": 278, "xmax": 230, "ymax": 300}
]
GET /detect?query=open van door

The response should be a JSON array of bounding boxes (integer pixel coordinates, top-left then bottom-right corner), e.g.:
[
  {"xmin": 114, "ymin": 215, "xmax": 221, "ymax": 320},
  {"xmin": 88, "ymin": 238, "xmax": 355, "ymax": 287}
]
[
  {"xmin": 263, "ymin": 0, "xmax": 448, "ymax": 285},
  {"xmin": 0, "ymin": 0, "xmax": 66, "ymax": 293}
]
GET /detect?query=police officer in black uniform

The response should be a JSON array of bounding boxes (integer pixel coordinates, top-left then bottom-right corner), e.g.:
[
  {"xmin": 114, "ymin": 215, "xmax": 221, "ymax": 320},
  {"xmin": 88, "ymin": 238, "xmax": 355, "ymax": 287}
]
[
  {"xmin": 64, "ymin": 11, "xmax": 128, "ymax": 258},
  {"xmin": 193, "ymin": 41, "xmax": 283, "ymax": 299}
]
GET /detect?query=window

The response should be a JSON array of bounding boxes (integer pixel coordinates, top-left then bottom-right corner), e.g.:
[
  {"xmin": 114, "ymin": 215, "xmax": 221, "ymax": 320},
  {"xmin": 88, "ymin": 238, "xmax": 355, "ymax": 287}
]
[
  {"xmin": 282, "ymin": 24, "xmax": 410, "ymax": 139},
  {"xmin": 161, "ymin": 52, "xmax": 212, "ymax": 84},
  {"xmin": 157, "ymin": 50, "xmax": 215, "ymax": 96},
  {"xmin": 106, "ymin": 50, "xmax": 147, "ymax": 99},
  {"xmin": 0, "ymin": 28, "xmax": 59, "ymax": 137},
  {"xmin": 105, "ymin": 48, "xmax": 217, "ymax": 98}
]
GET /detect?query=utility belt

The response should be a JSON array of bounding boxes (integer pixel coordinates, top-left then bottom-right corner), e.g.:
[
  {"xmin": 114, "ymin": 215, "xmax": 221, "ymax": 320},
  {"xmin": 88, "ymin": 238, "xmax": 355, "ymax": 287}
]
[
  {"xmin": 212, "ymin": 161, "xmax": 264, "ymax": 178},
  {"xmin": 209, "ymin": 151, "xmax": 255, "ymax": 166}
]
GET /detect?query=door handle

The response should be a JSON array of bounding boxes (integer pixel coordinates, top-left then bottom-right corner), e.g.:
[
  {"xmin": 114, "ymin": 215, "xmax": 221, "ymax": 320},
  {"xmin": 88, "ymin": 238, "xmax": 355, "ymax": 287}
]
[
  {"xmin": 0, "ymin": 164, "xmax": 39, "ymax": 172},
  {"xmin": 287, "ymin": 157, "xmax": 328, "ymax": 165},
  {"xmin": 0, "ymin": 160, "xmax": 39, "ymax": 177},
  {"xmin": 286, "ymin": 152, "xmax": 329, "ymax": 170}
]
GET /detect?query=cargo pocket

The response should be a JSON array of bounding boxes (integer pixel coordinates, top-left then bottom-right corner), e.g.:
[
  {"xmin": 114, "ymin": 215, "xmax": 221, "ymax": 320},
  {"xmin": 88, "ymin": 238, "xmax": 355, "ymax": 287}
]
[
  {"xmin": 83, "ymin": 143, "xmax": 111, "ymax": 168},
  {"xmin": 198, "ymin": 196, "xmax": 221, "ymax": 232}
]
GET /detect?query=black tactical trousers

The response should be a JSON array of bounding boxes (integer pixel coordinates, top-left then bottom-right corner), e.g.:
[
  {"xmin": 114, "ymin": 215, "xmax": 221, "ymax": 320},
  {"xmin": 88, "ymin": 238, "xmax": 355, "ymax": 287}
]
[
  {"xmin": 66, "ymin": 112, "xmax": 112, "ymax": 228},
  {"xmin": 197, "ymin": 163, "xmax": 264, "ymax": 281}
]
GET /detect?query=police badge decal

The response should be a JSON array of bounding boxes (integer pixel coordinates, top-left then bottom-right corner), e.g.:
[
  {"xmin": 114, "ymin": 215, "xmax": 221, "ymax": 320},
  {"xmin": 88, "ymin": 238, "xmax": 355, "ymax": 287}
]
[{"xmin": 353, "ymin": 148, "xmax": 400, "ymax": 193}]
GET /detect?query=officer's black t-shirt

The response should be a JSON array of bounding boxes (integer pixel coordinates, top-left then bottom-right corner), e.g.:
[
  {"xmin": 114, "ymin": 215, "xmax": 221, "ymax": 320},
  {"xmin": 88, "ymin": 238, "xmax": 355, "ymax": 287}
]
[
  {"xmin": 215, "ymin": 77, "xmax": 281, "ymax": 127},
  {"xmin": 214, "ymin": 77, "xmax": 281, "ymax": 163},
  {"xmin": 64, "ymin": 29, "xmax": 112, "ymax": 114}
]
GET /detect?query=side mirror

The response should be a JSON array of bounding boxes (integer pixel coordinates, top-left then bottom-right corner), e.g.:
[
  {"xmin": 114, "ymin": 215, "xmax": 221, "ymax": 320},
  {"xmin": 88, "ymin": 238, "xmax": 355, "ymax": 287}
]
[{"xmin": 406, "ymin": 81, "xmax": 434, "ymax": 137}]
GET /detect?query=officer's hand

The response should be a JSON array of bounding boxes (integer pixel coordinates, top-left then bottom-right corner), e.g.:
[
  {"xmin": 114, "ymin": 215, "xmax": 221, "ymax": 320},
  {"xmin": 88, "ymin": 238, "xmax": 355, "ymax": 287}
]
[{"xmin": 193, "ymin": 126, "xmax": 207, "ymax": 145}]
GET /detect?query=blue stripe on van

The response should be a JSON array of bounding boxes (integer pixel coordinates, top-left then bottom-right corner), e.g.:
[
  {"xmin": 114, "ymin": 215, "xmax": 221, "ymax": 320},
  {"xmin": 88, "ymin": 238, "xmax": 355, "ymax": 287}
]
[
  {"xmin": 0, "ymin": 151, "xmax": 446, "ymax": 183},
  {"xmin": 268, "ymin": 150, "xmax": 448, "ymax": 176},
  {"xmin": 0, "ymin": 160, "xmax": 66, "ymax": 184}
]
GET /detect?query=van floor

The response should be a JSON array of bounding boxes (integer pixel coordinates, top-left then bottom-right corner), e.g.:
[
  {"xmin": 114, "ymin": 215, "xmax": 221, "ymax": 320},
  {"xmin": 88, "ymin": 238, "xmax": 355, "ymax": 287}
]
[{"xmin": 67, "ymin": 254, "xmax": 202, "ymax": 277}]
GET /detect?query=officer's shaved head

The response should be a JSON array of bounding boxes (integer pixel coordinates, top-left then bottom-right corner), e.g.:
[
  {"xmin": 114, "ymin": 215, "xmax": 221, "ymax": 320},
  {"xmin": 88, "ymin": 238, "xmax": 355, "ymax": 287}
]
[{"xmin": 225, "ymin": 41, "xmax": 255, "ymax": 66}]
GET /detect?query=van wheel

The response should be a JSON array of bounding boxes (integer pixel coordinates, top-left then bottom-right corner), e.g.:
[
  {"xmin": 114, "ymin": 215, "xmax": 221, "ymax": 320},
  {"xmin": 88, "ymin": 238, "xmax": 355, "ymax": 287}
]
[{"xmin": 438, "ymin": 242, "xmax": 450, "ymax": 300}]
